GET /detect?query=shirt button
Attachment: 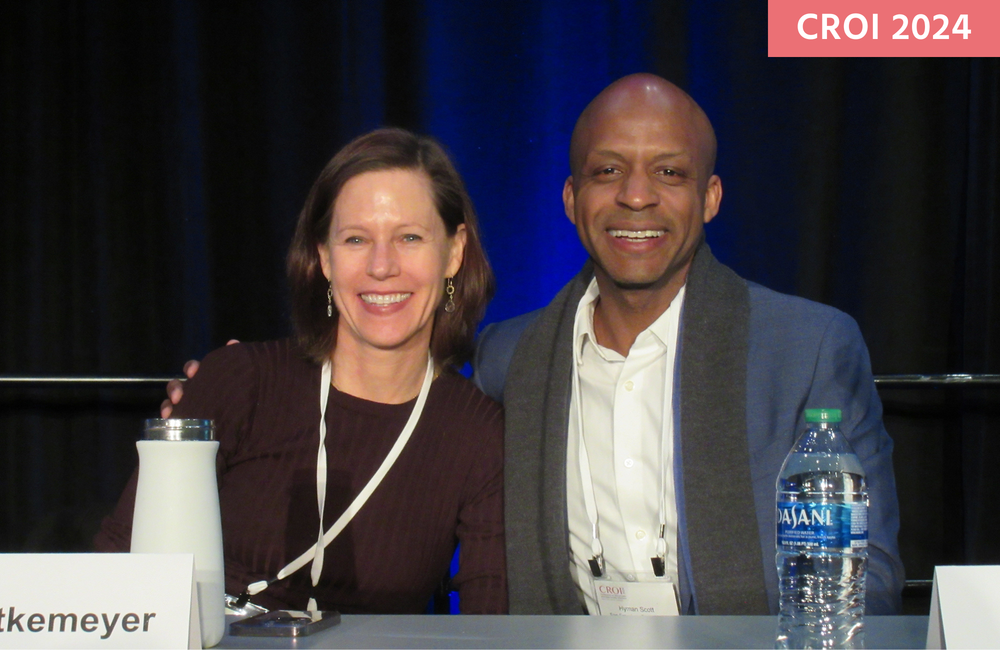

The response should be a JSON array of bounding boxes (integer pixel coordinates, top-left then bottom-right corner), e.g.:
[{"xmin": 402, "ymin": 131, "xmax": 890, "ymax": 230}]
[
  {"xmin": 636, "ymin": 530, "xmax": 646, "ymax": 540},
  {"xmin": 624, "ymin": 458, "xmax": 635, "ymax": 468},
  {"xmin": 626, "ymin": 574, "xmax": 636, "ymax": 582},
  {"xmin": 624, "ymin": 380, "xmax": 634, "ymax": 391}
]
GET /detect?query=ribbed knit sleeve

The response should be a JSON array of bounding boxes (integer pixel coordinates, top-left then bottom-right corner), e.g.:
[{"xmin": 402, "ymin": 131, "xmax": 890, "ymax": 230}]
[
  {"xmin": 449, "ymin": 381, "xmax": 507, "ymax": 613},
  {"xmin": 91, "ymin": 341, "xmax": 262, "ymax": 553}
]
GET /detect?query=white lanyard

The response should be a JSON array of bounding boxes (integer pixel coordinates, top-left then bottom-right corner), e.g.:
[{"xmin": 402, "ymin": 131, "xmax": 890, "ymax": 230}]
[
  {"xmin": 241, "ymin": 352, "xmax": 434, "ymax": 608},
  {"xmin": 574, "ymin": 344, "xmax": 671, "ymax": 579}
]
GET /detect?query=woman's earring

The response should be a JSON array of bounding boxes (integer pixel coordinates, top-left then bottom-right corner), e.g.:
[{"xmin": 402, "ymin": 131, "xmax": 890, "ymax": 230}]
[
  {"xmin": 444, "ymin": 278, "xmax": 456, "ymax": 313},
  {"xmin": 327, "ymin": 283, "xmax": 334, "ymax": 318}
]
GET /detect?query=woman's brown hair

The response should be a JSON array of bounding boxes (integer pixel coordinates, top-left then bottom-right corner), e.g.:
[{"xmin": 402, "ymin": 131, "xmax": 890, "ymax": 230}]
[{"xmin": 287, "ymin": 128, "xmax": 494, "ymax": 369}]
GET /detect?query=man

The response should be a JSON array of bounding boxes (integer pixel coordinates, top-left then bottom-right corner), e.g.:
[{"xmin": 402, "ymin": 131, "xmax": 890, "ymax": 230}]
[
  {"xmin": 471, "ymin": 73, "xmax": 903, "ymax": 616},
  {"xmin": 165, "ymin": 73, "xmax": 904, "ymax": 616}
]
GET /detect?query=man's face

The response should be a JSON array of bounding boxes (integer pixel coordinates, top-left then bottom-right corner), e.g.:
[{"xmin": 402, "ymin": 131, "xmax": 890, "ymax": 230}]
[{"xmin": 564, "ymin": 98, "xmax": 721, "ymax": 295}]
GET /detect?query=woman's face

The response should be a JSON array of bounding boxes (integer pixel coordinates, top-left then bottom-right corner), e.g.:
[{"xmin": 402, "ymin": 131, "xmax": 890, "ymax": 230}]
[{"xmin": 317, "ymin": 169, "xmax": 466, "ymax": 358}]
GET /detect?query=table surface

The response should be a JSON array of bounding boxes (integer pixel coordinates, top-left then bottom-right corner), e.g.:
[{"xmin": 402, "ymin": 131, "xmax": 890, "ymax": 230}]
[{"xmin": 216, "ymin": 614, "xmax": 930, "ymax": 649}]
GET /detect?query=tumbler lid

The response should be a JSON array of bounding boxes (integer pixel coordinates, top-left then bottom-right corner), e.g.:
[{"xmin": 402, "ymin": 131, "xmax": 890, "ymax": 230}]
[{"xmin": 143, "ymin": 418, "xmax": 216, "ymax": 441}]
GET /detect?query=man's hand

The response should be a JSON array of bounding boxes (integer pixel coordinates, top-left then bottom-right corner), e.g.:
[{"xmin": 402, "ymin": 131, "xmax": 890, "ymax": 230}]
[{"xmin": 159, "ymin": 340, "xmax": 240, "ymax": 418}]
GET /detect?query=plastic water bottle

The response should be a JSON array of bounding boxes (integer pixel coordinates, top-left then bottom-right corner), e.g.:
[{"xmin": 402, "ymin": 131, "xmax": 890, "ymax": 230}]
[
  {"xmin": 131, "ymin": 419, "xmax": 225, "ymax": 648},
  {"xmin": 775, "ymin": 409, "xmax": 868, "ymax": 649}
]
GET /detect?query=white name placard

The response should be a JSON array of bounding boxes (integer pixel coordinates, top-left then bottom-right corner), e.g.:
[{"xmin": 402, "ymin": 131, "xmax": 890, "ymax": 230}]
[
  {"xmin": 0, "ymin": 553, "xmax": 200, "ymax": 649},
  {"xmin": 926, "ymin": 565, "xmax": 1000, "ymax": 649}
]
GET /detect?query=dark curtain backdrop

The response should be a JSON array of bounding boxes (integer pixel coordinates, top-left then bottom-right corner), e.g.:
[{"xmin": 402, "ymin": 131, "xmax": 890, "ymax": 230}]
[{"xmin": 2, "ymin": 0, "xmax": 998, "ymax": 599}]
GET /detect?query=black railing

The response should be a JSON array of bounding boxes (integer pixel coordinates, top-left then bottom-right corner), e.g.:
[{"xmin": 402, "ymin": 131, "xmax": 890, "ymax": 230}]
[
  {"xmin": 0, "ymin": 376, "xmax": 179, "ymax": 385},
  {"xmin": 874, "ymin": 374, "xmax": 1000, "ymax": 387}
]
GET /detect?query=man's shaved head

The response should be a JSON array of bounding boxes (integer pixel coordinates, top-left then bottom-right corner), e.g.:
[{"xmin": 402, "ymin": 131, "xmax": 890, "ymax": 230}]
[
  {"xmin": 561, "ymin": 73, "xmax": 723, "ymax": 324},
  {"xmin": 569, "ymin": 73, "xmax": 717, "ymax": 185}
]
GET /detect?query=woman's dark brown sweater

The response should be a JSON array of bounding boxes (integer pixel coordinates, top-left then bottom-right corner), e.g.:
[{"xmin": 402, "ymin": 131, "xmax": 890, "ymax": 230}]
[{"xmin": 95, "ymin": 339, "xmax": 507, "ymax": 614}]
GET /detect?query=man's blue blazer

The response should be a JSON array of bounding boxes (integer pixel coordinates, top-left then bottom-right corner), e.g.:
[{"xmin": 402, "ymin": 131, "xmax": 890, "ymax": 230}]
[{"xmin": 473, "ymin": 244, "xmax": 905, "ymax": 615}]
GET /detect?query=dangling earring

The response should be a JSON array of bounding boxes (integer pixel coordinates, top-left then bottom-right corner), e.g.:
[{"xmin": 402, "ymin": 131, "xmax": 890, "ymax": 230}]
[
  {"xmin": 444, "ymin": 277, "xmax": 456, "ymax": 313},
  {"xmin": 327, "ymin": 282, "xmax": 333, "ymax": 318}
]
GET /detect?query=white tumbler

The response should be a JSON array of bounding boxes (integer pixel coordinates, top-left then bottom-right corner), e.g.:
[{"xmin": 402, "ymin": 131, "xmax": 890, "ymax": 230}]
[{"xmin": 131, "ymin": 419, "xmax": 225, "ymax": 648}]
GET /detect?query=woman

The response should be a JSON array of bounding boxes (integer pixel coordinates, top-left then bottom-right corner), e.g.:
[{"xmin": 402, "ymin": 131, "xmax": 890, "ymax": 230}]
[{"xmin": 95, "ymin": 128, "xmax": 506, "ymax": 614}]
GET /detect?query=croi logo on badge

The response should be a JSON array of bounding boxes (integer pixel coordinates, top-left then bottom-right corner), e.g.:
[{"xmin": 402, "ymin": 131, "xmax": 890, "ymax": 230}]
[
  {"xmin": 778, "ymin": 504, "xmax": 831, "ymax": 528},
  {"xmin": 598, "ymin": 585, "xmax": 626, "ymax": 597}
]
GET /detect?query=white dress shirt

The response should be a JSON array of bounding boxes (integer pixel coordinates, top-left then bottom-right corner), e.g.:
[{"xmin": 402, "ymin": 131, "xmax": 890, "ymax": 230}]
[{"xmin": 566, "ymin": 278, "xmax": 685, "ymax": 614}]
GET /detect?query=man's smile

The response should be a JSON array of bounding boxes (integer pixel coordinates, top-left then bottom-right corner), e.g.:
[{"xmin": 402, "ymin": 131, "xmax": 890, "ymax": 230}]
[{"xmin": 607, "ymin": 229, "xmax": 665, "ymax": 242}]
